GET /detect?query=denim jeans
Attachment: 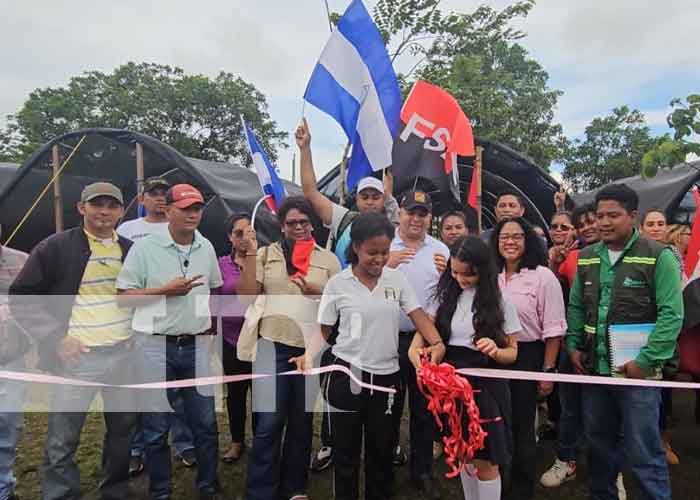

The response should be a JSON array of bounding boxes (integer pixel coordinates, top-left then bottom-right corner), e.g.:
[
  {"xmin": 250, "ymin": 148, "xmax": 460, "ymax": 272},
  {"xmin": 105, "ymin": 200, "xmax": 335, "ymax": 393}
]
[
  {"xmin": 245, "ymin": 340, "xmax": 314, "ymax": 500},
  {"xmin": 557, "ymin": 350, "xmax": 583, "ymax": 462},
  {"xmin": 136, "ymin": 334, "xmax": 218, "ymax": 499},
  {"xmin": 43, "ymin": 343, "xmax": 137, "ymax": 500},
  {"xmin": 0, "ymin": 357, "xmax": 26, "ymax": 500},
  {"xmin": 130, "ymin": 399, "xmax": 195, "ymax": 458},
  {"xmin": 582, "ymin": 385, "xmax": 670, "ymax": 500}
]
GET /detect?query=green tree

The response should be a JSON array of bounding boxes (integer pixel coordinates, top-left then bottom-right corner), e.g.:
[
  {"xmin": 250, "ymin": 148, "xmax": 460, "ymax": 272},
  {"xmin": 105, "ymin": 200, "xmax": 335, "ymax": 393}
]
[
  {"xmin": 371, "ymin": 0, "xmax": 566, "ymax": 169},
  {"xmin": 0, "ymin": 62, "xmax": 287, "ymax": 164},
  {"xmin": 641, "ymin": 94, "xmax": 700, "ymax": 178},
  {"xmin": 563, "ymin": 106, "xmax": 666, "ymax": 192}
]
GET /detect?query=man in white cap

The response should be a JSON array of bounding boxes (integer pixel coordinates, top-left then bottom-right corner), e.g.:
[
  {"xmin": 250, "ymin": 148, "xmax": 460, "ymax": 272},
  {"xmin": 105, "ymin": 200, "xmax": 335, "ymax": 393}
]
[{"xmin": 296, "ymin": 119, "xmax": 398, "ymax": 269}]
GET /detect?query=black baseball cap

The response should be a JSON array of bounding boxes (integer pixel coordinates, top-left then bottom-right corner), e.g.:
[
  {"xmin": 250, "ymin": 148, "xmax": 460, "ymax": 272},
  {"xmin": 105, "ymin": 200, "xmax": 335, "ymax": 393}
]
[
  {"xmin": 143, "ymin": 177, "xmax": 170, "ymax": 193},
  {"xmin": 400, "ymin": 190, "xmax": 432, "ymax": 212}
]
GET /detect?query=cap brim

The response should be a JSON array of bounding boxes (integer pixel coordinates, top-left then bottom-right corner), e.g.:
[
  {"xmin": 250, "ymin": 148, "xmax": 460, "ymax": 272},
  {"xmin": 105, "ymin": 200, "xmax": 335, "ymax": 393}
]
[
  {"xmin": 171, "ymin": 199, "xmax": 204, "ymax": 209},
  {"xmin": 83, "ymin": 194, "xmax": 123, "ymax": 204},
  {"xmin": 358, "ymin": 187, "xmax": 384, "ymax": 195},
  {"xmin": 403, "ymin": 202, "xmax": 431, "ymax": 211}
]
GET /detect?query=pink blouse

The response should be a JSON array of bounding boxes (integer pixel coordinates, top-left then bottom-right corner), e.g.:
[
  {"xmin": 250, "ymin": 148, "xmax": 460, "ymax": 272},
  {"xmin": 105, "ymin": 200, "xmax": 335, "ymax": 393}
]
[{"xmin": 498, "ymin": 265, "xmax": 567, "ymax": 343}]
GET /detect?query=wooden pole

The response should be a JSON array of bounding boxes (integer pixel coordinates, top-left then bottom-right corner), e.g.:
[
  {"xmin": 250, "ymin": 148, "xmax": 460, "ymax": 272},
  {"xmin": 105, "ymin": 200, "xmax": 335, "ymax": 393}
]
[
  {"xmin": 51, "ymin": 145, "xmax": 64, "ymax": 233},
  {"xmin": 291, "ymin": 152, "xmax": 297, "ymax": 185},
  {"xmin": 338, "ymin": 142, "xmax": 351, "ymax": 206},
  {"xmin": 136, "ymin": 142, "xmax": 145, "ymax": 205},
  {"xmin": 475, "ymin": 146, "xmax": 483, "ymax": 234}
]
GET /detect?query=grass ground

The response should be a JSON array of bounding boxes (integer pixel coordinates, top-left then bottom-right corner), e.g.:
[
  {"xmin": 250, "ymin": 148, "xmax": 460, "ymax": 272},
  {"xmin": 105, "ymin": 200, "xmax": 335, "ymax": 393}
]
[{"xmin": 13, "ymin": 388, "xmax": 700, "ymax": 499}]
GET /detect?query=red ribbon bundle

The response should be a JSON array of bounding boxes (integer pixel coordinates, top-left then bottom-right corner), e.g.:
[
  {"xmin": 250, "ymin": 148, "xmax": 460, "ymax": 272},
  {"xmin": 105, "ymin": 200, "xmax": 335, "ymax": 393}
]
[{"xmin": 417, "ymin": 358, "xmax": 488, "ymax": 478}]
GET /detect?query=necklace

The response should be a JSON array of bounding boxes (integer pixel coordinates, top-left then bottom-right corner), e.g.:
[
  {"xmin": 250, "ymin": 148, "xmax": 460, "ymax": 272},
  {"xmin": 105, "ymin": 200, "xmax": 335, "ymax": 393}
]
[{"xmin": 176, "ymin": 237, "xmax": 195, "ymax": 277}]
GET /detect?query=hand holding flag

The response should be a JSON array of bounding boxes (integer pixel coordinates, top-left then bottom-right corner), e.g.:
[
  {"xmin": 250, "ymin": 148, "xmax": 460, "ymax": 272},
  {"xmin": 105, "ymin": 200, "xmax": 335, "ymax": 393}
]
[{"xmin": 241, "ymin": 116, "xmax": 287, "ymax": 213}]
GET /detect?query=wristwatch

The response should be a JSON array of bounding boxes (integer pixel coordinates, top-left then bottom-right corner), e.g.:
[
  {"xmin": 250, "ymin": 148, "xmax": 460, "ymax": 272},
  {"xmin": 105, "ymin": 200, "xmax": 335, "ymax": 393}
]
[{"xmin": 542, "ymin": 366, "xmax": 557, "ymax": 374}]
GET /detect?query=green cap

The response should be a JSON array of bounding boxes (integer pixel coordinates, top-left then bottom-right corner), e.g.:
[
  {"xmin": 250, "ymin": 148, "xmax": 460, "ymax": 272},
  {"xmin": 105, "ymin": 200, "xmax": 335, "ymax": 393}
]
[{"xmin": 81, "ymin": 182, "xmax": 124, "ymax": 204}]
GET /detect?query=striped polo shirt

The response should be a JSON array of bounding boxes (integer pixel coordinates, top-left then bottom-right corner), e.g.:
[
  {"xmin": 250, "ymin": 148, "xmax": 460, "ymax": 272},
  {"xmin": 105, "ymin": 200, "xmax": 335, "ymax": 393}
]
[{"xmin": 67, "ymin": 230, "xmax": 132, "ymax": 346}]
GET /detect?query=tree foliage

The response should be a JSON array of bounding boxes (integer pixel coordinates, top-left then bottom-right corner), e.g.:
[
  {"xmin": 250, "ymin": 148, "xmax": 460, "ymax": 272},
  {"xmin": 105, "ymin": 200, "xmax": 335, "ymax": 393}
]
[
  {"xmin": 0, "ymin": 62, "xmax": 287, "ymax": 165},
  {"xmin": 563, "ymin": 106, "xmax": 666, "ymax": 192},
  {"xmin": 641, "ymin": 94, "xmax": 700, "ymax": 178},
  {"xmin": 371, "ymin": 0, "xmax": 566, "ymax": 169}
]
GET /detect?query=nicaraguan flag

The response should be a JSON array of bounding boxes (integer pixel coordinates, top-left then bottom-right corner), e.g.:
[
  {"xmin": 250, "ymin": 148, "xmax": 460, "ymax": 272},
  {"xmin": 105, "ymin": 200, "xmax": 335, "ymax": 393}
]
[
  {"xmin": 304, "ymin": 0, "xmax": 401, "ymax": 191},
  {"xmin": 242, "ymin": 116, "xmax": 287, "ymax": 213}
]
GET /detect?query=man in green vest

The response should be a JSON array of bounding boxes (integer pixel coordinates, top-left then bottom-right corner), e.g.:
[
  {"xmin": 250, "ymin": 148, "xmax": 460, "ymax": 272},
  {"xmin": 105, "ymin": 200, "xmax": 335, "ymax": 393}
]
[{"xmin": 566, "ymin": 183, "xmax": 682, "ymax": 500}]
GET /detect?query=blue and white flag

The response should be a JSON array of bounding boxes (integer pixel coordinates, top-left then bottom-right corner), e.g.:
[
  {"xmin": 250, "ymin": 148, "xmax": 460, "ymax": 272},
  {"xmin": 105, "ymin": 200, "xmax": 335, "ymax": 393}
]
[
  {"xmin": 304, "ymin": 0, "xmax": 401, "ymax": 191},
  {"xmin": 241, "ymin": 116, "xmax": 287, "ymax": 213}
]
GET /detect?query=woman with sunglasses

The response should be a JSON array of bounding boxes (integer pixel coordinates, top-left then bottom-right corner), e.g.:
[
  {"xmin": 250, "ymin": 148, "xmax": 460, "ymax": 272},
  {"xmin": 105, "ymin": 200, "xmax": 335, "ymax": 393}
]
[
  {"xmin": 238, "ymin": 196, "xmax": 341, "ymax": 500},
  {"xmin": 491, "ymin": 217, "xmax": 566, "ymax": 500},
  {"xmin": 410, "ymin": 236, "xmax": 522, "ymax": 499},
  {"xmin": 212, "ymin": 213, "xmax": 255, "ymax": 464}
]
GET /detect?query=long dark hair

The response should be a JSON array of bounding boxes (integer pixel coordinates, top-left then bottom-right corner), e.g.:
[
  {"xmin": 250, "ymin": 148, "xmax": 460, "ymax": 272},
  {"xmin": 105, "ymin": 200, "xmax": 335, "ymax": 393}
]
[
  {"xmin": 491, "ymin": 217, "xmax": 547, "ymax": 272},
  {"xmin": 432, "ymin": 236, "xmax": 507, "ymax": 347},
  {"xmin": 346, "ymin": 212, "xmax": 395, "ymax": 266},
  {"xmin": 277, "ymin": 196, "xmax": 317, "ymax": 275}
]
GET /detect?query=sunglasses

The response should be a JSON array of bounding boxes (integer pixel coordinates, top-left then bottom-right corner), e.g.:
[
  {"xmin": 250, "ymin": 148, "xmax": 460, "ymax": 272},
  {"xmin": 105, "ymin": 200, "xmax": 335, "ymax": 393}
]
[
  {"xmin": 284, "ymin": 219, "xmax": 311, "ymax": 228},
  {"xmin": 551, "ymin": 224, "xmax": 573, "ymax": 231}
]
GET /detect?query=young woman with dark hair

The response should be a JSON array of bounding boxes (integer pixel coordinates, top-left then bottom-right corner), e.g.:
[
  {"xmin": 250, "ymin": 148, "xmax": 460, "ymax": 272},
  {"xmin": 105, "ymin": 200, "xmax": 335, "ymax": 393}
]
[
  {"xmin": 310, "ymin": 212, "xmax": 445, "ymax": 500},
  {"xmin": 440, "ymin": 210, "xmax": 469, "ymax": 247},
  {"xmin": 409, "ymin": 236, "xmax": 522, "ymax": 499},
  {"xmin": 491, "ymin": 217, "xmax": 566, "ymax": 500}
]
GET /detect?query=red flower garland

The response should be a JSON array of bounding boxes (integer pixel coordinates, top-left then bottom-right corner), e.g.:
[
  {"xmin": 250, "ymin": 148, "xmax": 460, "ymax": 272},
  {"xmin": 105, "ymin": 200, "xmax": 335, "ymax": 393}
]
[{"xmin": 417, "ymin": 358, "xmax": 489, "ymax": 478}]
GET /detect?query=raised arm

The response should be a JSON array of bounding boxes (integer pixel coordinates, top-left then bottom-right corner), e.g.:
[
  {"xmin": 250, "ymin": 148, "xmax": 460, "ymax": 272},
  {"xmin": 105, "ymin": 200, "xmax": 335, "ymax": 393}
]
[{"xmin": 296, "ymin": 118, "xmax": 334, "ymax": 226}]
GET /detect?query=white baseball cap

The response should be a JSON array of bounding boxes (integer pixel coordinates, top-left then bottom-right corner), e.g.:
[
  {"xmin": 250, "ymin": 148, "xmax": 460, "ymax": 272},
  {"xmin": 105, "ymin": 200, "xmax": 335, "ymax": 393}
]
[{"xmin": 356, "ymin": 177, "xmax": 384, "ymax": 195}]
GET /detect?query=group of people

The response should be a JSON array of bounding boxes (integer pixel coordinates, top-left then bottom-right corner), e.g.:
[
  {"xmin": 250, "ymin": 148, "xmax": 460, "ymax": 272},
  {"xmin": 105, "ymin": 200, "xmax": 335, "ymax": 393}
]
[{"xmin": 0, "ymin": 116, "xmax": 691, "ymax": 500}]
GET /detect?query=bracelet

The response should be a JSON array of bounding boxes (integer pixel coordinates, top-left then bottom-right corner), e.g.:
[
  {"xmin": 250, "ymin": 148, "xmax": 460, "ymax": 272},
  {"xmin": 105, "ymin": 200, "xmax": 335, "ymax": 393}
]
[{"xmin": 245, "ymin": 253, "xmax": 257, "ymax": 257}]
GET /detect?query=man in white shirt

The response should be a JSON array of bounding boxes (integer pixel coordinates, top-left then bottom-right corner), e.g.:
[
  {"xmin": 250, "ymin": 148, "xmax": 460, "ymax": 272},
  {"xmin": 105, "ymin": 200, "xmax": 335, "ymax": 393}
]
[
  {"xmin": 388, "ymin": 190, "xmax": 449, "ymax": 499},
  {"xmin": 117, "ymin": 177, "xmax": 197, "ymax": 476}
]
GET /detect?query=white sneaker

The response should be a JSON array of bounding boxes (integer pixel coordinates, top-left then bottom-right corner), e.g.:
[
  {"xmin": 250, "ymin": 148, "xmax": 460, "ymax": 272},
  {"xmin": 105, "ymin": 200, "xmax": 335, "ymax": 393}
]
[
  {"xmin": 540, "ymin": 458, "xmax": 576, "ymax": 487},
  {"xmin": 617, "ymin": 474, "xmax": 627, "ymax": 500}
]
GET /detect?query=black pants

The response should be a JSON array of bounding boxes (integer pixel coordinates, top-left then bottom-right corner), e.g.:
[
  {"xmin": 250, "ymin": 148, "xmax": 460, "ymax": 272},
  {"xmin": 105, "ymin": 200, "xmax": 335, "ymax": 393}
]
[
  {"xmin": 326, "ymin": 358, "xmax": 400, "ymax": 500},
  {"xmin": 221, "ymin": 340, "xmax": 252, "ymax": 443},
  {"xmin": 505, "ymin": 341, "xmax": 544, "ymax": 500},
  {"xmin": 392, "ymin": 332, "xmax": 434, "ymax": 480}
]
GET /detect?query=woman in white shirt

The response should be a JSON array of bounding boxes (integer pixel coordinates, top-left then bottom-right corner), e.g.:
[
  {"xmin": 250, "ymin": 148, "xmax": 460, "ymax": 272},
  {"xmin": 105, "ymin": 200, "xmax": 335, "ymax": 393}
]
[
  {"xmin": 310, "ymin": 212, "xmax": 445, "ymax": 500},
  {"xmin": 410, "ymin": 236, "xmax": 522, "ymax": 500}
]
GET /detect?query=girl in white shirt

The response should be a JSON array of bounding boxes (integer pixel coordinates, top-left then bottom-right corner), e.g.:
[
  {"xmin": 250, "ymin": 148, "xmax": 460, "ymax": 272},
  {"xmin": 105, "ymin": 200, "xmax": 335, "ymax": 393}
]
[{"xmin": 410, "ymin": 236, "xmax": 522, "ymax": 500}]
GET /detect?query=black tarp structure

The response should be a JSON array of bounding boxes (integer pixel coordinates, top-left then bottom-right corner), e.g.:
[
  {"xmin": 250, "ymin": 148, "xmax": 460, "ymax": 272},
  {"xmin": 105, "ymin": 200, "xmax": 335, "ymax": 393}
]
[
  {"xmin": 318, "ymin": 138, "xmax": 567, "ymax": 232},
  {"xmin": 572, "ymin": 162, "xmax": 700, "ymax": 225},
  {"xmin": 0, "ymin": 129, "xmax": 301, "ymax": 255}
]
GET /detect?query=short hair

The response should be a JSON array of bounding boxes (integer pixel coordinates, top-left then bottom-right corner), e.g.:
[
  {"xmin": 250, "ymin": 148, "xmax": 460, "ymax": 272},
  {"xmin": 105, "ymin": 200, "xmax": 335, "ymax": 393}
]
[
  {"xmin": 496, "ymin": 190, "xmax": 525, "ymax": 209},
  {"xmin": 346, "ymin": 212, "xmax": 395, "ymax": 266},
  {"xmin": 224, "ymin": 212, "xmax": 251, "ymax": 235},
  {"xmin": 641, "ymin": 208, "xmax": 666, "ymax": 226},
  {"xmin": 277, "ymin": 196, "xmax": 316, "ymax": 224},
  {"xmin": 595, "ymin": 184, "xmax": 638, "ymax": 213},
  {"xmin": 550, "ymin": 211, "xmax": 573, "ymax": 225},
  {"xmin": 439, "ymin": 210, "xmax": 467, "ymax": 231},
  {"xmin": 491, "ymin": 216, "xmax": 547, "ymax": 271},
  {"xmin": 572, "ymin": 203, "xmax": 596, "ymax": 228}
]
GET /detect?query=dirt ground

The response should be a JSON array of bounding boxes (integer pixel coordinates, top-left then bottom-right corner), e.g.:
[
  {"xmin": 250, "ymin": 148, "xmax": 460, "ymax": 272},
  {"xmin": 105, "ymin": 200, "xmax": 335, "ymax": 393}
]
[{"xmin": 12, "ymin": 388, "xmax": 700, "ymax": 499}]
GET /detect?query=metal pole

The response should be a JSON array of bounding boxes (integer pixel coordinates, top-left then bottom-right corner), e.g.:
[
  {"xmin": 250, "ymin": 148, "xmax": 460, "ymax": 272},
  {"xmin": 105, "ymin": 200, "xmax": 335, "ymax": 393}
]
[
  {"xmin": 339, "ymin": 142, "xmax": 351, "ymax": 206},
  {"xmin": 51, "ymin": 145, "xmax": 64, "ymax": 233}
]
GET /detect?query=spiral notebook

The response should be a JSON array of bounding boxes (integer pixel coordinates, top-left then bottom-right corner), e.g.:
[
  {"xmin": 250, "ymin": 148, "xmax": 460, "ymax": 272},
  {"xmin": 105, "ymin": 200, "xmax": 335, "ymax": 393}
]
[{"xmin": 608, "ymin": 323, "xmax": 655, "ymax": 371}]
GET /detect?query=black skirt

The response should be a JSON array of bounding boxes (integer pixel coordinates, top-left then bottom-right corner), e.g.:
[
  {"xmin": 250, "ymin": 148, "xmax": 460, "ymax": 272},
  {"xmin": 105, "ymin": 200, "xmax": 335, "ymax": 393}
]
[{"xmin": 443, "ymin": 345, "xmax": 513, "ymax": 467}]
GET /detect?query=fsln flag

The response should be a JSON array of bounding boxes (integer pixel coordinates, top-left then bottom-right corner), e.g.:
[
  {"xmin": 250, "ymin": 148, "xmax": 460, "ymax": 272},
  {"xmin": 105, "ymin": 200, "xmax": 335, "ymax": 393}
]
[
  {"xmin": 303, "ymin": 0, "xmax": 401, "ymax": 191},
  {"xmin": 241, "ymin": 116, "xmax": 287, "ymax": 213},
  {"xmin": 686, "ymin": 185, "xmax": 700, "ymax": 277}
]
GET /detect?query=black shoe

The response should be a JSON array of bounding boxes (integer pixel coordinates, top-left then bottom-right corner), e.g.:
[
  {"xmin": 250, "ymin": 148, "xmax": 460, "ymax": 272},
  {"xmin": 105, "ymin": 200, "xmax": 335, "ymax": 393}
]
[
  {"xmin": 129, "ymin": 455, "xmax": 145, "ymax": 477},
  {"xmin": 392, "ymin": 445, "xmax": 407, "ymax": 466},
  {"xmin": 179, "ymin": 448, "xmax": 197, "ymax": 468},
  {"xmin": 199, "ymin": 493, "xmax": 220, "ymax": 500},
  {"xmin": 414, "ymin": 476, "xmax": 441, "ymax": 500}
]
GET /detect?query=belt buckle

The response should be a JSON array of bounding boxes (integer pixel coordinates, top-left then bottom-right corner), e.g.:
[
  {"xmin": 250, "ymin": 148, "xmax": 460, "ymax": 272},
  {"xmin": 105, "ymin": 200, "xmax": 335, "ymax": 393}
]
[{"xmin": 175, "ymin": 335, "xmax": 189, "ymax": 346}]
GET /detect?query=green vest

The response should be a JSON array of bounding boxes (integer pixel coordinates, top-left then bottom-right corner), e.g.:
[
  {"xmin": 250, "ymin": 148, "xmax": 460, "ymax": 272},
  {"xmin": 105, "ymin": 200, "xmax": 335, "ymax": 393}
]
[{"xmin": 577, "ymin": 236, "xmax": 664, "ymax": 368}]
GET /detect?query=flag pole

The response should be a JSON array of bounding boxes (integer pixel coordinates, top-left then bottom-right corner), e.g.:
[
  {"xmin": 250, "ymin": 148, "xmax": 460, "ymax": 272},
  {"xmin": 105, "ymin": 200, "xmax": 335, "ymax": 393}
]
[
  {"xmin": 251, "ymin": 195, "xmax": 270, "ymax": 231},
  {"xmin": 475, "ymin": 146, "xmax": 483, "ymax": 234},
  {"xmin": 339, "ymin": 142, "xmax": 351, "ymax": 206}
]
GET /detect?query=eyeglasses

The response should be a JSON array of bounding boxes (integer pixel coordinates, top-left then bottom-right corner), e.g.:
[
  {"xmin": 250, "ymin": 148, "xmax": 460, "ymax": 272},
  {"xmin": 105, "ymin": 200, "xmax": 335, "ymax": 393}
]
[
  {"xmin": 284, "ymin": 219, "xmax": 311, "ymax": 228},
  {"xmin": 551, "ymin": 224, "xmax": 573, "ymax": 231},
  {"xmin": 499, "ymin": 233, "xmax": 525, "ymax": 242}
]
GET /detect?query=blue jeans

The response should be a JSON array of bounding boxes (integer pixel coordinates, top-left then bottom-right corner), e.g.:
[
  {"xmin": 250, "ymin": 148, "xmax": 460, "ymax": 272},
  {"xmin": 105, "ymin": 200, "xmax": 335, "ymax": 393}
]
[
  {"xmin": 245, "ymin": 340, "xmax": 314, "ymax": 500},
  {"xmin": 557, "ymin": 350, "xmax": 583, "ymax": 462},
  {"xmin": 43, "ymin": 343, "xmax": 137, "ymax": 500},
  {"xmin": 0, "ymin": 358, "xmax": 26, "ymax": 500},
  {"xmin": 136, "ymin": 334, "xmax": 218, "ymax": 499},
  {"xmin": 131, "ymin": 398, "xmax": 195, "ymax": 458},
  {"xmin": 582, "ymin": 385, "xmax": 670, "ymax": 500}
]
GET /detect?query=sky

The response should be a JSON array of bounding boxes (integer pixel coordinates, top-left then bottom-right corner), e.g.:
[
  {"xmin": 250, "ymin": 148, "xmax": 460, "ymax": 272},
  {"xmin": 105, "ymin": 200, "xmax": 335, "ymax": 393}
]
[{"xmin": 1, "ymin": 0, "xmax": 699, "ymax": 183}]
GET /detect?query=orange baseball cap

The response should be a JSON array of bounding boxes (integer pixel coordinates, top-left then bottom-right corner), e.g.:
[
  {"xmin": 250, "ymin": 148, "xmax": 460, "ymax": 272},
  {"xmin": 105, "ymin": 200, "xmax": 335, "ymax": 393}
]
[{"xmin": 166, "ymin": 184, "xmax": 205, "ymax": 208}]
